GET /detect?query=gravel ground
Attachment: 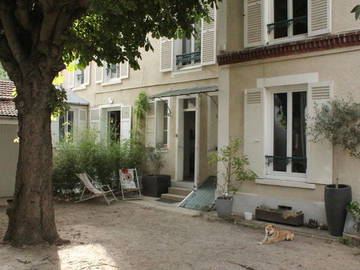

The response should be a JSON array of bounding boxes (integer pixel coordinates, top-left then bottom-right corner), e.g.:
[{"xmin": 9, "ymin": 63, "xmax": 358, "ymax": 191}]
[{"xmin": 0, "ymin": 199, "xmax": 359, "ymax": 270}]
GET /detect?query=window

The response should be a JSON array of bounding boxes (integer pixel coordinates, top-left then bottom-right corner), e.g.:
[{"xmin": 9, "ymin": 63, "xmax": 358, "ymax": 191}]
[
  {"xmin": 162, "ymin": 102, "xmax": 169, "ymax": 147},
  {"xmin": 156, "ymin": 100, "xmax": 170, "ymax": 148},
  {"xmin": 175, "ymin": 23, "xmax": 202, "ymax": 68},
  {"xmin": 74, "ymin": 69, "xmax": 85, "ymax": 88},
  {"xmin": 267, "ymin": 90, "xmax": 307, "ymax": 176},
  {"xmin": 104, "ymin": 64, "xmax": 120, "ymax": 82},
  {"xmin": 59, "ymin": 111, "xmax": 74, "ymax": 141},
  {"xmin": 269, "ymin": 0, "xmax": 308, "ymax": 40},
  {"xmin": 108, "ymin": 110, "xmax": 121, "ymax": 142}
]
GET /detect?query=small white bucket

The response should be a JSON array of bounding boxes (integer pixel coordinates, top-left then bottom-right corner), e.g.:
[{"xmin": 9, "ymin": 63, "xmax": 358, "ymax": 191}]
[{"xmin": 244, "ymin": 211, "xmax": 253, "ymax": 221}]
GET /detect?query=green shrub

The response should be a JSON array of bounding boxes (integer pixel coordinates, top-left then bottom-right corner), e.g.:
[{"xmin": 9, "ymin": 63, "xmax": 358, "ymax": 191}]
[{"xmin": 52, "ymin": 129, "xmax": 146, "ymax": 196}]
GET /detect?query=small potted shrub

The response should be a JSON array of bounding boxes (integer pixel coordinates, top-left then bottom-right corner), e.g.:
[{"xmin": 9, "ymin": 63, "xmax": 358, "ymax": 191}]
[
  {"xmin": 344, "ymin": 201, "xmax": 360, "ymax": 235},
  {"xmin": 209, "ymin": 138, "xmax": 257, "ymax": 218},
  {"xmin": 308, "ymin": 97, "xmax": 360, "ymax": 236},
  {"xmin": 142, "ymin": 147, "xmax": 171, "ymax": 197}
]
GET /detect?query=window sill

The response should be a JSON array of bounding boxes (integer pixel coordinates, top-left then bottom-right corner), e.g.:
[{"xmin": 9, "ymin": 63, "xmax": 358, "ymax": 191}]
[
  {"xmin": 101, "ymin": 79, "xmax": 122, "ymax": 86},
  {"xmin": 266, "ymin": 34, "xmax": 307, "ymax": 46},
  {"xmin": 72, "ymin": 85, "xmax": 87, "ymax": 91},
  {"xmin": 256, "ymin": 178, "xmax": 316, "ymax": 190},
  {"xmin": 172, "ymin": 65, "xmax": 202, "ymax": 76}
]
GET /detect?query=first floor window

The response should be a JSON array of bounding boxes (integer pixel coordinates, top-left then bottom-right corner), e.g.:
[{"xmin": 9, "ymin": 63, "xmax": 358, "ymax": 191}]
[
  {"xmin": 176, "ymin": 22, "xmax": 201, "ymax": 67},
  {"xmin": 74, "ymin": 69, "xmax": 85, "ymax": 88},
  {"xmin": 59, "ymin": 110, "xmax": 74, "ymax": 141},
  {"xmin": 272, "ymin": 0, "xmax": 308, "ymax": 39},
  {"xmin": 105, "ymin": 63, "xmax": 120, "ymax": 82},
  {"xmin": 271, "ymin": 91, "xmax": 307, "ymax": 175},
  {"xmin": 162, "ymin": 101, "xmax": 169, "ymax": 147},
  {"xmin": 108, "ymin": 110, "xmax": 121, "ymax": 142}
]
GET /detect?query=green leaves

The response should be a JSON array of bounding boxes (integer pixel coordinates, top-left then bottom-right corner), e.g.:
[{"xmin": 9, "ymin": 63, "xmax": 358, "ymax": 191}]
[
  {"xmin": 352, "ymin": 5, "xmax": 360, "ymax": 20},
  {"xmin": 209, "ymin": 138, "xmax": 257, "ymax": 197},
  {"xmin": 308, "ymin": 97, "xmax": 360, "ymax": 159}
]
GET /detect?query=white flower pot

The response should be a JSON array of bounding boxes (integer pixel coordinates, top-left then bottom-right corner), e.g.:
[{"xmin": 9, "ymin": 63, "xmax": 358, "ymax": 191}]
[{"xmin": 244, "ymin": 211, "xmax": 253, "ymax": 221}]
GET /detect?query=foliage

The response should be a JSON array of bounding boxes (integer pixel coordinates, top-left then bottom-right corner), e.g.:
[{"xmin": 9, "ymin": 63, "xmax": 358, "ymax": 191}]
[
  {"xmin": 145, "ymin": 147, "xmax": 164, "ymax": 175},
  {"xmin": 348, "ymin": 201, "xmax": 360, "ymax": 222},
  {"xmin": 307, "ymin": 97, "xmax": 360, "ymax": 159},
  {"xmin": 0, "ymin": 64, "xmax": 8, "ymax": 80},
  {"xmin": 134, "ymin": 92, "xmax": 150, "ymax": 139},
  {"xmin": 352, "ymin": 5, "xmax": 360, "ymax": 20},
  {"xmin": 209, "ymin": 138, "xmax": 257, "ymax": 198},
  {"xmin": 53, "ymin": 129, "xmax": 146, "ymax": 196}
]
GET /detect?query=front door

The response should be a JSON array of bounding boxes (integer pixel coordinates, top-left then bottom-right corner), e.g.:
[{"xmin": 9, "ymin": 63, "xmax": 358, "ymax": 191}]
[{"xmin": 183, "ymin": 111, "xmax": 196, "ymax": 181}]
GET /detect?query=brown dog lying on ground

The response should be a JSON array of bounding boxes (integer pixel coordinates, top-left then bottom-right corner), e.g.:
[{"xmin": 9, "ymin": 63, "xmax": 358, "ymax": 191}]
[{"xmin": 258, "ymin": 224, "xmax": 295, "ymax": 245}]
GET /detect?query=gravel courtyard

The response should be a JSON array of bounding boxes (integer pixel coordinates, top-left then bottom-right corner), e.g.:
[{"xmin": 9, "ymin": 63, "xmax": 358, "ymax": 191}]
[{"xmin": 0, "ymin": 199, "xmax": 359, "ymax": 270}]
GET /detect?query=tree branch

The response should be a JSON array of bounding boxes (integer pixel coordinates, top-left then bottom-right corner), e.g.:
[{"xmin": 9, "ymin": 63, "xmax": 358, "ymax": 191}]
[
  {"xmin": 15, "ymin": 0, "xmax": 32, "ymax": 31},
  {"xmin": 0, "ymin": 1, "xmax": 27, "ymax": 64}
]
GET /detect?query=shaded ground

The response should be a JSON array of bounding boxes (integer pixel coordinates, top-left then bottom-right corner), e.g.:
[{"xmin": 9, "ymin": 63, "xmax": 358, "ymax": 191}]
[{"xmin": 0, "ymin": 199, "xmax": 359, "ymax": 270}]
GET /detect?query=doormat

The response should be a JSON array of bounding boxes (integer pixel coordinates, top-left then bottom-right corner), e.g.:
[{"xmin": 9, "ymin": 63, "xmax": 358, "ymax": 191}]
[
  {"xmin": 156, "ymin": 199, "xmax": 178, "ymax": 204},
  {"xmin": 179, "ymin": 176, "xmax": 216, "ymax": 210}
]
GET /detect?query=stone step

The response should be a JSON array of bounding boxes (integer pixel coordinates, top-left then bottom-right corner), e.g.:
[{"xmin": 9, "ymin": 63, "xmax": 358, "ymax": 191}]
[
  {"xmin": 161, "ymin": 193, "xmax": 186, "ymax": 202},
  {"xmin": 168, "ymin": 187, "xmax": 192, "ymax": 196},
  {"xmin": 171, "ymin": 181, "xmax": 194, "ymax": 189}
]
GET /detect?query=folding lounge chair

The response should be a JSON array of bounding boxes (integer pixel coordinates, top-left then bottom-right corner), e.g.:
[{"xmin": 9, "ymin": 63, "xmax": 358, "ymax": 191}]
[
  {"xmin": 119, "ymin": 168, "xmax": 142, "ymax": 200},
  {"xmin": 76, "ymin": 173, "xmax": 118, "ymax": 205}
]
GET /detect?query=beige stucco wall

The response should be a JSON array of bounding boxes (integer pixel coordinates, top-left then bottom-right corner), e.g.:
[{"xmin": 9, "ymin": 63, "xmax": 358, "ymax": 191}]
[
  {"xmin": 224, "ymin": 47, "xmax": 360, "ymax": 203},
  {"xmin": 0, "ymin": 119, "xmax": 18, "ymax": 198}
]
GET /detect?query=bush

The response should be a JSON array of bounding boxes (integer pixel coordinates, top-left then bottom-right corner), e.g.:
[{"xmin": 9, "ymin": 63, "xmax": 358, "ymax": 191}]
[{"xmin": 52, "ymin": 129, "xmax": 146, "ymax": 196}]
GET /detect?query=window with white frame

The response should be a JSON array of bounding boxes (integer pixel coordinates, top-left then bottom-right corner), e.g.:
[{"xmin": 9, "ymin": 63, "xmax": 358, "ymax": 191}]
[
  {"xmin": 156, "ymin": 100, "xmax": 170, "ymax": 149},
  {"xmin": 175, "ymin": 23, "xmax": 202, "ymax": 68},
  {"xmin": 74, "ymin": 69, "xmax": 85, "ymax": 88},
  {"xmin": 269, "ymin": 0, "xmax": 307, "ymax": 40},
  {"xmin": 267, "ymin": 89, "xmax": 307, "ymax": 176},
  {"xmin": 244, "ymin": 0, "xmax": 331, "ymax": 47},
  {"xmin": 59, "ymin": 110, "xmax": 74, "ymax": 141},
  {"xmin": 104, "ymin": 63, "xmax": 120, "ymax": 82}
]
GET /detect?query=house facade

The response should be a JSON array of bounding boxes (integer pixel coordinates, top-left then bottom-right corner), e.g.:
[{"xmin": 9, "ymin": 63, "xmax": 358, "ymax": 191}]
[
  {"xmin": 62, "ymin": 7, "xmax": 219, "ymax": 189},
  {"xmin": 216, "ymin": 0, "xmax": 360, "ymax": 223}
]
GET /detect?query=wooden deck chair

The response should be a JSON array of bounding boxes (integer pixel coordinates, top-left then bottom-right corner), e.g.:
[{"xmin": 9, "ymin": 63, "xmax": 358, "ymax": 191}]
[
  {"xmin": 76, "ymin": 173, "xmax": 118, "ymax": 205},
  {"xmin": 119, "ymin": 169, "xmax": 142, "ymax": 200}
]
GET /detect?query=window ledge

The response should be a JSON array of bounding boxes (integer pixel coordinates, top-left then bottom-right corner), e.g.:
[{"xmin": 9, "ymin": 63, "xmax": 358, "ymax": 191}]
[
  {"xmin": 256, "ymin": 178, "xmax": 316, "ymax": 190},
  {"xmin": 101, "ymin": 79, "xmax": 122, "ymax": 86},
  {"xmin": 172, "ymin": 65, "xmax": 202, "ymax": 76},
  {"xmin": 72, "ymin": 85, "xmax": 87, "ymax": 91}
]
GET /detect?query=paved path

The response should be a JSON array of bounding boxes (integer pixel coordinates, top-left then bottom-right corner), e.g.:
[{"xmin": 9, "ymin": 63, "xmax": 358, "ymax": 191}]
[{"xmin": 0, "ymin": 199, "xmax": 359, "ymax": 270}]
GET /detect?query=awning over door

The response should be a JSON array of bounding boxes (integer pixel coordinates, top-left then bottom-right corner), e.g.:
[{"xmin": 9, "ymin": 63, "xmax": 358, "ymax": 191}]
[{"xmin": 150, "ymin": 85, "xmax": 218, "ymax": 99}]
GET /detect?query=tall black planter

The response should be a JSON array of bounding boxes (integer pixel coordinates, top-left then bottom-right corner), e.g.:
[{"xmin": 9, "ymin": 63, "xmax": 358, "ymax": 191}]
[
  {"xmin": 142, "ymin": 175, "xmax": 171, "ymax": 197},
  {"xmin": 325, "ymin": 184, "xmax": 352, "ymax": 236}
]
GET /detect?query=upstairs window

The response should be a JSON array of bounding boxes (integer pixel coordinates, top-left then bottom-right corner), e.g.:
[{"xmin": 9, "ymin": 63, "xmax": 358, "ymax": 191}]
[
  {"xmin": 74, "ymin": 69, "xmax": 85, "ymax": 88},
  {"xmin": 270, "ymin": 0, "xmax": 308, "ymax": 40},
  {"xmin": 104, "ymin": 64, "xmax": 121, "ymax": 82},
  {"xmin": 176, "ymin": 23, "xmax": 202, "ymax": 68}
]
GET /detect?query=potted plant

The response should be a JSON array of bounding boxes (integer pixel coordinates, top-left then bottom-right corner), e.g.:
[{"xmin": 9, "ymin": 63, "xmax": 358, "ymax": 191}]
[
  {"xmin": 308, "ymin": 97, "xmax": 360, "ymax": 236},
  {"xmin": 209, "ymin": 138, "xmax": 257, "ymax": 218},
  {"xmin": 344, "ymin": 201, "xmax": 360, "ymax": 235},
  {"xmin": 142, "ymin": 147, "xmax": 171, "ymax": 197}
]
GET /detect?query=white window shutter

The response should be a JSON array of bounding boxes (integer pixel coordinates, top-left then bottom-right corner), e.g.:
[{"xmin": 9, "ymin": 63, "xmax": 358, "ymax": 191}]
[
  {"xmin": 84, "ymin": 65, "xmax": 91, "ymax": 85},
  {"xmin": 160, "ymin": 38, "xmax": 173, "ymax": 72},
  {"xmin": 145, "ymin": 103, "xmax": 156, "ymax": 147},
  {"xmin": 68, "ymin": 71, "xmax": 75, "ymax": 89},
  {"xmin": 155, "ymin": 101, "xmax": 164, "ymax": 146},
  {"xmin": 79, "ymin": 109, "xmax": 88, "ymax": 133},
  {"xmin": 51, "ymin": 117, "xmax": 60, "ymax": 146},
  {"xmin": 308, "ymin": 0, "xmax": 332, "ymax": 37},
  {"xmin": 244, "ymin": 88, "xmax": 265, "ymax": 178},
  {"xmin": 95, "ymin": 64, "xmax": 103, "ymax": 83},
  {"xmin": 201, "ymin": 6, "xmax": 216, "ymax": 66},
  {"xmin": 121, "ymin": 105, "xmax": 132, "ymax": 140},
  {"xmin": 307, "ymin": 82, "xmax": 334, "ymax": 185},
  {"xmin": 244, "ymin": 0, "xmax": 265, "ymax": 48},
  {"xmin": 120, "ymin": 61, "xmax": 129, "ymax": 79},
  {"xmin": 90, "ymin": 108, "xmax": 101, "ymax": 131}
]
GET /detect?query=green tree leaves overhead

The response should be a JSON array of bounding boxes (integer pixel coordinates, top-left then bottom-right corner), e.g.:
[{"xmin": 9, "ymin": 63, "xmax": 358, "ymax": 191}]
[{"xmin": 0, "ymin": 64, "xmax": 8, "ymax": 80}]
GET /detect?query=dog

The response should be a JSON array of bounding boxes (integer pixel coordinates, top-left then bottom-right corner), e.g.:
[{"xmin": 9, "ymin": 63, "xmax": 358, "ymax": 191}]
[{"xmin": 258, "ymin": 224, "xmax": 295, "ymax": 245}]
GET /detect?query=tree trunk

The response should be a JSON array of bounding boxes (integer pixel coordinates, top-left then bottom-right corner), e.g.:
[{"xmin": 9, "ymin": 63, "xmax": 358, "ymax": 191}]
[{"xmin": 3, "ymin": 78, "xmax": 63, "ymax": 246}]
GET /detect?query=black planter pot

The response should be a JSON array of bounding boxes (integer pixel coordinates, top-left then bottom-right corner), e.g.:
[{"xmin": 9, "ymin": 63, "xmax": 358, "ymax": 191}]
[
  {"xmin": 325, "ymin": 184, "xmax": 352, "ymax": 236},
  {"xmin": 142, "ymin": 175, "xmax": 171, "ymax": 197}
]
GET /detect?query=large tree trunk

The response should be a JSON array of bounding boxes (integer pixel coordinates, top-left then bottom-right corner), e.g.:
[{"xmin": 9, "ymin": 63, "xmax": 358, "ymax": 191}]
[{"xmin": 3, "ymin": 78, "xmax": 63, "ymax": 246}]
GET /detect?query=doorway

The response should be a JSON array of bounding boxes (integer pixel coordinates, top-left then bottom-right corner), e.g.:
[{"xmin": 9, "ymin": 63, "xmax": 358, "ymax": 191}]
[
  {"xmin": 108, "ymin": 110, "xmax": 121, "ymax": 142},
  {"xmin": 183, "ymin": 111, "xmax": 196, "ymax": 181}
]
